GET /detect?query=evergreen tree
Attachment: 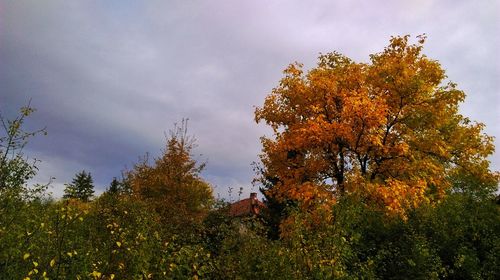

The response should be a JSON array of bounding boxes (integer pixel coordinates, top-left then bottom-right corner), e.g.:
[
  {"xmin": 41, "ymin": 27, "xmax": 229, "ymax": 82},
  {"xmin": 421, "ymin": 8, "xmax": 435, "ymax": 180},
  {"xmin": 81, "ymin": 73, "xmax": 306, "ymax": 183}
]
[
  {"xmin": 105, "ymin": 176, "xmax": 131, "ymax": 195},
  {"xmin": 107, "ymin": 177, "xmax": 121, "ymax": 194},
  {"xmin": 63, "ymin": 170, "xmax": 95, "ymax": 201}
]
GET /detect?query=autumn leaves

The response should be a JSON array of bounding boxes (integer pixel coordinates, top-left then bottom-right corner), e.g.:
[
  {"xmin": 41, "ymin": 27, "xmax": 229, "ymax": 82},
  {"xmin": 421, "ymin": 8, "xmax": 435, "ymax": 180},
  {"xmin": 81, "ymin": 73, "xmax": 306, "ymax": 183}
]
[{"xmin": 255, "ymin": 35, "xmax": 497, "ymax": 215}]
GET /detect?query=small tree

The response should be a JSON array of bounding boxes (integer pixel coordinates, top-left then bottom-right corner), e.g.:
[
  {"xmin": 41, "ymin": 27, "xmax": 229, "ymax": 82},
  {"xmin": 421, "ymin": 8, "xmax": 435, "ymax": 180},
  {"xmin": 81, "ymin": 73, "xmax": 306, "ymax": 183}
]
[
  {"xmin": 105, "ymin": 176, "xmax": 131, "ymax": 195},
  {"xmin": 107, "ymin": 177, "xmax": 121, "ymax": 194},
  {"xmin": 128, "ymin": 119, "xmax": 213, "ymax": 234},
  {"xmin": 64, "ymin": 170, "xmax": 95, "ymax": 202},
  {"xmin": 0, "ymin": 102, "xmax": 46, "ymax": 191}
]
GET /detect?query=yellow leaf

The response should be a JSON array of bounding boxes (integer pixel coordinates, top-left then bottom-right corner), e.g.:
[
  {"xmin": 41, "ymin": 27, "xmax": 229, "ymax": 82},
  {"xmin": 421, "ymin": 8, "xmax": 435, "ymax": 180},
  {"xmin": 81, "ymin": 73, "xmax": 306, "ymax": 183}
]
[
  {"xmin": 50, "ymin": 259, "xmax": 56, "ymax": 267},
  {"xmin": 23, "ymin": 253, "xmax": 30, "ymax": 260},
  {"xmin": 116, "ymin": 241, "xmax": 122, "ymax": 247}
]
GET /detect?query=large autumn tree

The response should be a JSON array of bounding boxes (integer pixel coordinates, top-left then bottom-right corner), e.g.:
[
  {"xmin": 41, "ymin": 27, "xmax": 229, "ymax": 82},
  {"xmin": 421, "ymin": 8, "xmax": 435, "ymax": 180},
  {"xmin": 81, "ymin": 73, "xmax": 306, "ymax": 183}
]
[
  {"xmin": 127, "ymin": 120, "xmax": 213, "ymax": 233},
  {"xmin": 255, "ymin": 35, "xmax": 497, "ymax": 214}
]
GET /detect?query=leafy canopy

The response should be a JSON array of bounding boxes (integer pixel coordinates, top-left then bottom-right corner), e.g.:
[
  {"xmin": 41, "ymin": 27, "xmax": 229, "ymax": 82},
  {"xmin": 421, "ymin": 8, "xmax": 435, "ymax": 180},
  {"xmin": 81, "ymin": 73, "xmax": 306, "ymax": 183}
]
[
  {"xmin": 127, "ymin": 119, "xmax": 213, "ymax": 230},
  {"xmin": 255, "ymin": 35, "xmax": 497, "ymax": 214}
]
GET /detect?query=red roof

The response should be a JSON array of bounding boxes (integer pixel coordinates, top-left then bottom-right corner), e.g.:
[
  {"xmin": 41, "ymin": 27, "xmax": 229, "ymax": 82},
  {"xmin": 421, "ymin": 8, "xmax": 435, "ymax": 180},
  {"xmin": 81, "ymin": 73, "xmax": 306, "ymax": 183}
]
[{"xmin": 229, "ymin": 194, "xmax": 266, "ymax": 217}]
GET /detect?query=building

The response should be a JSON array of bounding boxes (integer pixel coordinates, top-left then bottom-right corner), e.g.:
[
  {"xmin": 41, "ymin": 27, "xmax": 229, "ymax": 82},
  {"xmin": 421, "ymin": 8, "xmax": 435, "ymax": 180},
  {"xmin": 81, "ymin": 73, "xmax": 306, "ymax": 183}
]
[{"xmin": 229, "ymin": 192, "xmax": 266, "ymax": 217}]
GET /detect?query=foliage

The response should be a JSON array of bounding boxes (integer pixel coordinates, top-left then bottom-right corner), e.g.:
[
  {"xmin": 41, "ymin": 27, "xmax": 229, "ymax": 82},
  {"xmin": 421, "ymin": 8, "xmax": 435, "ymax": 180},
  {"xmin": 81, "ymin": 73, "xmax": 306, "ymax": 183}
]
[
  {"xmin": 2, "ymin": 185, "xmax": 498, "ymax": 279},
  {"xmin": 2, "ymin": 36, "xmax": 499, "ymax": 279},
  {"xmin": 0, "ymin": 191, "xmax": 217, "ymax": 279},
  {"xmin": 107, "ymin": 177, "xmax": 121, "ymax": 194},
  {"xmin": 105, "ymin": 176, "xmax": 131, "ymax": 196},
  {"xmin": 255, "ymin": 35, "xmax": 497, "ymax": 215},
  {"xmin": 0, "ymin": 102, "xmax": 45, "ymax": 191},
  {"xmin": 127, "ymin": 119, "xmax": 214, "ymax": 236},
  {"xmin": 63, "ymin": 170, "xmax": 95, "ymax": 202},
  {"xmin": 408, "ymin": 193, "xmax": 500, "ymax": 279},
  {"xmin": 201, "ymin": 200, "xmax": 239, "ymax": 255}
]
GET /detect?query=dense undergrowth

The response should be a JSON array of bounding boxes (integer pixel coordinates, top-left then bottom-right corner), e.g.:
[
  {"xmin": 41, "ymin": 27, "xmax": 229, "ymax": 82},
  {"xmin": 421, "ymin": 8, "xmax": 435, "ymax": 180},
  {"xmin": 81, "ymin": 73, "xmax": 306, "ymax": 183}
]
[{"xmin": 1, "ymin": 187, "xmax": 498, "ymax": 279}]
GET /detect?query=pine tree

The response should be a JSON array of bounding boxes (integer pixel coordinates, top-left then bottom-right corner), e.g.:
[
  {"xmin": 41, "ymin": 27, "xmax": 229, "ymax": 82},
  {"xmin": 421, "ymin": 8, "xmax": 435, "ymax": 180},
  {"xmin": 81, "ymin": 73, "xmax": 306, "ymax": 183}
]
[
  {"xmin": 63, "ymin": 170, "xmax": 95, "ymax": 202},
  {"xmin": 105, "ymin": 176, "xmax": 131, "ymax": 195},
  {"xmin": 107, "ymin": 177, "xmax": 121, "ymax": 194}
]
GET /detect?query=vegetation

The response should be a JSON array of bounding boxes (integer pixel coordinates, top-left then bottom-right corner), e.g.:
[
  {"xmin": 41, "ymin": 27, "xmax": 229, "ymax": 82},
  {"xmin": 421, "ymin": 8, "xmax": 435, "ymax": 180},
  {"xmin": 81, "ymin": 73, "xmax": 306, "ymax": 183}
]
[
  {"xmin": 127, "ymin": 119, "xmax": 213, "ymax": 237},
  {"xmin": 255, "ymin": 35, "xmax": 496, "ymax": 215},
  {"xmin": 0, "ymin": 102, "xmax": 45, "ymax": 191},
  {"xmin": 0, "ymin": 36, "xmax": 498, "ymax": 279},
  {"xmin": 63, "ymin": 171, "xmax": 95, "ymax": 202}
]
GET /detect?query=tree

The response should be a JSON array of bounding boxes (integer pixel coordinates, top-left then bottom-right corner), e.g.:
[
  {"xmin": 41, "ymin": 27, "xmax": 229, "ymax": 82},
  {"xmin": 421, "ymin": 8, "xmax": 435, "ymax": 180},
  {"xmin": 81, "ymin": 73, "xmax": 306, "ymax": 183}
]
[
  {"xmin": 0, "ymin": 102, "xmax": 46, "ymax": 191},
  {"xmin": 63, "ymin": 170, "xmax": 95, "ymax": 202},
  {"xmin": 107, "ymin": 177, "xmax": 121, "ymax": 194},
  {"xmin": 105, "ymin": 176, "xmax": 131, "ymax": 195},
  {"xmin": 255, "ymin": 35, "xmax": 498, "ymax": 214},
  {"xmin": 127, "ymin": 119, "xmax": 213, "ymax": 233}
]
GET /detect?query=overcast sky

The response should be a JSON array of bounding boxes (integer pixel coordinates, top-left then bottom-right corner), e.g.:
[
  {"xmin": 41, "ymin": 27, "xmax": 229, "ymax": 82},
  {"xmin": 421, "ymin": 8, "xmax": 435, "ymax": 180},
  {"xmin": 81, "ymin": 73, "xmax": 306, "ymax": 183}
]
[{"xmin": 1, "ymin": 0, "xmax": 498, "ymax": 198}]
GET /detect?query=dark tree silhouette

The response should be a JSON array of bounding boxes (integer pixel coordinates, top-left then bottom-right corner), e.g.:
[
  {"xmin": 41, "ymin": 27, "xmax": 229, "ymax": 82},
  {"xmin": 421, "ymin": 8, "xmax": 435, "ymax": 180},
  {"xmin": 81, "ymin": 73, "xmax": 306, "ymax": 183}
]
[{"xmin": 64, "ymin": 170, "xmax": 95, "ymax": 202}]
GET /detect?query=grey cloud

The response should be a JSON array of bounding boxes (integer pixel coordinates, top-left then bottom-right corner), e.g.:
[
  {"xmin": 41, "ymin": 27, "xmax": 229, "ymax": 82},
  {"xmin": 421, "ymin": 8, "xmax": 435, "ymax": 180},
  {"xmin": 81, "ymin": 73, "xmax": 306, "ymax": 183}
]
[{"xmin": 1, "ymin": 0, "xmax": 498, "ymax": 197}]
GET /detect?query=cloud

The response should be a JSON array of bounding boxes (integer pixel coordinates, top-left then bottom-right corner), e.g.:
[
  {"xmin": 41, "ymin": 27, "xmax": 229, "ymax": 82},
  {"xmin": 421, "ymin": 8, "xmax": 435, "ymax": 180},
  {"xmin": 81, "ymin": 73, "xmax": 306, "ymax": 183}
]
[{"xmin": 1, "ymin": 0, "xmax": 498, "ymax": 198}]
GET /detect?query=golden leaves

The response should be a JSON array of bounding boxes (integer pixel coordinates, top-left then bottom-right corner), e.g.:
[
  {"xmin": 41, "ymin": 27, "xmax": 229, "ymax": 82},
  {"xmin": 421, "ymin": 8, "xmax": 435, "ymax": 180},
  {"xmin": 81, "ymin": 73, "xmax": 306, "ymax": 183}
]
[
  {"xmin": 255, "ymin": 35, "xmax": 497, "ymax": 215},
  {"xmin": 126, "ymin": 121, "xmax": 213, "ymax": 230},
  {"xmin": 370, "ymin": 179, "xmax": 428, "ymax": 216}
]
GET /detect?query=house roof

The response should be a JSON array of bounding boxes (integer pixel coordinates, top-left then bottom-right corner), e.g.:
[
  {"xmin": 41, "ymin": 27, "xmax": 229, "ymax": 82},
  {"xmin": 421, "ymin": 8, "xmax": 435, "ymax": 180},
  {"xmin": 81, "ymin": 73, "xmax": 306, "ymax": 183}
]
[{"xmin": 229, "ymin": 194, "xmax": 266, "ymax": 217}]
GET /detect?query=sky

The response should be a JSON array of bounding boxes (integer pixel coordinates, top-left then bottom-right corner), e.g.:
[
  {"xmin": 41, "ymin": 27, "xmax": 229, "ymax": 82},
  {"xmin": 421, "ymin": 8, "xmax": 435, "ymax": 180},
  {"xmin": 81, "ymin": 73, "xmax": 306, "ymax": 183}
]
[{"xmin": 1, "ymin": 0, "xmax": 498, "ymax": 199}]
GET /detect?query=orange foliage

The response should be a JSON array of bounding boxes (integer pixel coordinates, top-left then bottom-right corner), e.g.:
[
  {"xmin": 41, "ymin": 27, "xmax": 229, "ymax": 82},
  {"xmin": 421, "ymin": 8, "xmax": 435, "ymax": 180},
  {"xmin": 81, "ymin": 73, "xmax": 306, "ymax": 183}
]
[
  {"xmin": 255, "ymin": 35, "xmax": 496, "ymax": 215},
  {"xmin": 127, "ymin": 120, "xmax": 213, "ymax": 227}
]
